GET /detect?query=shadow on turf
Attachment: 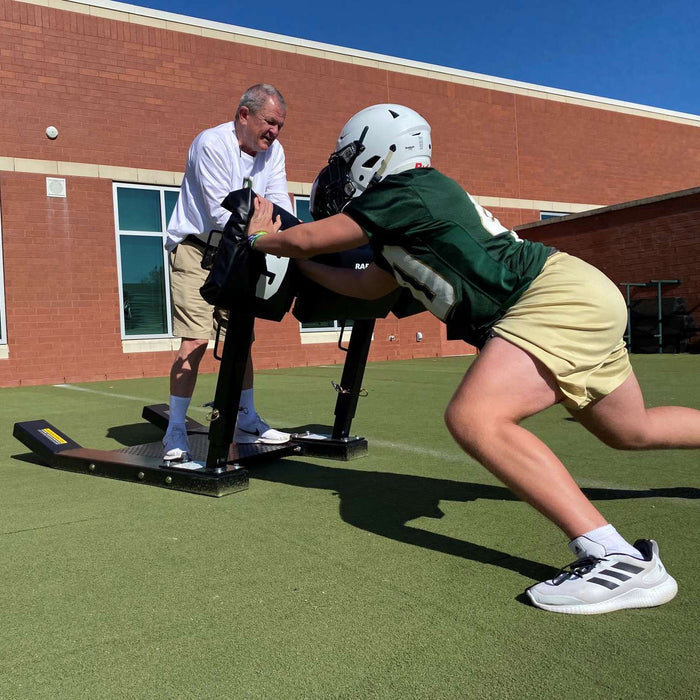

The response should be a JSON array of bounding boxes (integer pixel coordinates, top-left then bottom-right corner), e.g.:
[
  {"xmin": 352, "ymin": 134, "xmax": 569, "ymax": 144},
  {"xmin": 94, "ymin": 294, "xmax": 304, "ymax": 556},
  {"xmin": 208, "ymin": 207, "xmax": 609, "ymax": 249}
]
[
  {"xmin": 18, "ymin": 421, "xmax": 695, "ymax": 586},
  {"xmin": 106, "ymin": 423, "xmax": 168, "ymax": 445},
  {"xmin": 252, "ymin": 450, "xmax": 699, "ymax": 583},
  {"xmin": 11, "ymin": 452, "xmax": 47, "ymax": 467}
]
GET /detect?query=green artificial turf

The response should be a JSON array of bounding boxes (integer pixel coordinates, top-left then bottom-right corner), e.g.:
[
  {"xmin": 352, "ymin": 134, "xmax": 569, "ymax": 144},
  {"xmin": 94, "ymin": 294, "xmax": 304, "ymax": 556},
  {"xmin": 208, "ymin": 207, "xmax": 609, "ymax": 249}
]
[{"xmin": 0, "ymin": 355, "xmax": 698, "ymax": 698}]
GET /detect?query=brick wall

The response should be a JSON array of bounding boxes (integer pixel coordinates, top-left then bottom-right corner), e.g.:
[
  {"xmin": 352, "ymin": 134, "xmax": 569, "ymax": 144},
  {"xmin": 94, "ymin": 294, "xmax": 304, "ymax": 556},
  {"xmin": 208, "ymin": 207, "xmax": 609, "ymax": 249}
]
[
  {"xmin": 1, "ymin": 0, "xmax": 699, "ymax": 386},
  {"xmin": 518, "ymin": 189, "xmax": 700, "ymax": 345},
  {"xmin": 2, "ymin": 0, "xmax": 699, "ymax": 205},
  {"xmin": 0, "ymin": 172, "xmax": 187, "ymax": 385},
  {"xmin": 0, "ymin": 171, "xmax": 464, "ymax": 387}
]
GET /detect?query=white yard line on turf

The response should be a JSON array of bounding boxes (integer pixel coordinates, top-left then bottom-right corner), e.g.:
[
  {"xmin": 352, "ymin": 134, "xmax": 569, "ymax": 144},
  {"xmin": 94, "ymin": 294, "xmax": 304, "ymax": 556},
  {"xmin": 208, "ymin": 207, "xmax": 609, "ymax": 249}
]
[
  {"xmin": 370, "ymin": 438, "xmax": 474, "ymax": 464},
  {"xmin": 52, "ymin": 384, "xmax": 465, "ymax": 460},
  {"xmin": 50, "ymin": 385, "xmax": 696, "ymax": 500},
  {"xmin": 52, "ymin": 383, "xmax": 208, "ymax": 414}
]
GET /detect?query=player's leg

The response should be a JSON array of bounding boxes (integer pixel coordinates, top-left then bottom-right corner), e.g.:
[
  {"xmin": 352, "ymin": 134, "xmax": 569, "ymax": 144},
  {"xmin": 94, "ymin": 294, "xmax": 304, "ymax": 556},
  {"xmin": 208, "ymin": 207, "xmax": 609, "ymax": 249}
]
[
  {"xmin": 538, "ymin": 348, "xmax": 697, "ymax": 612},
  {"xmin": 445, "ymin": 336, "xmax": 678, "ymax": 613},
  {"xmin": 444, "ymin": 335, "xmax": 606, "ymax": 538},
  {"xmin": 574, "ymin": 370, "xmax": 700, "ymax": 449}
]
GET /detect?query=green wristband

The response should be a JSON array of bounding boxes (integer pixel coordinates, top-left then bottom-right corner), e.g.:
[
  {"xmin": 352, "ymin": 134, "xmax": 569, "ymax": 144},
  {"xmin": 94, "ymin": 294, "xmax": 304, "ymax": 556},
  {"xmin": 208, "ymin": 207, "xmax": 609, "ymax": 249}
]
[{"xmin": 248, "ymin": 231, "xmax": 268, "ymax": 249}]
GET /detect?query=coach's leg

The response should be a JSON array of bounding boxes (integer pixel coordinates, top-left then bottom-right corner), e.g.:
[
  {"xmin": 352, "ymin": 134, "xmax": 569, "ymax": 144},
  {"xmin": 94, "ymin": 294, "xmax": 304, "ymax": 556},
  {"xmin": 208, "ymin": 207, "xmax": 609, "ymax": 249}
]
[
  {"xmin": 444, "ymin": 336, "xmax": 607, "ymax": 539},
  {"xmin": 575, "ymin": 371, "xmax": 700, "ymax": 449},
  {"xmin": 163, "ymin": 337, "xmax": 208, "ymax": 460},
  {"xmin": 170, "ymin": 337, "xmax": 208, "ymax": 398}
]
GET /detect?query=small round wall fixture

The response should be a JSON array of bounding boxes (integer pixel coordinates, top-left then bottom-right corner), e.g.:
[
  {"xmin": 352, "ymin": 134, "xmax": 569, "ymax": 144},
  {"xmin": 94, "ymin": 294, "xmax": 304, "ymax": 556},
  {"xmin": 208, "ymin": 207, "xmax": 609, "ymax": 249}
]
[{"xmin": 46, "ymin": 126, "xmax": 59, "ymax": 140}]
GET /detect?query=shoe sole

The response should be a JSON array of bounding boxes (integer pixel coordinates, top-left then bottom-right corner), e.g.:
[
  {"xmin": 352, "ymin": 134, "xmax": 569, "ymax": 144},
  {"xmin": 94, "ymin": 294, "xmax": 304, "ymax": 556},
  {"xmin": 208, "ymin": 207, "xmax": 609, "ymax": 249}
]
[
  {"xmin": 163, "ymin": 449, "xmax": 190, "ymax": 460},
  {"xmin": 163, "ymin": 447, "xmax": 189, "ymax": 460},
  {"xmin": 527, "ymin": 575, "xmax": 678, "ymax": 614},
  {"xmin": 234, "ymin": 435, "xmax": 290, "ymax": 445}
]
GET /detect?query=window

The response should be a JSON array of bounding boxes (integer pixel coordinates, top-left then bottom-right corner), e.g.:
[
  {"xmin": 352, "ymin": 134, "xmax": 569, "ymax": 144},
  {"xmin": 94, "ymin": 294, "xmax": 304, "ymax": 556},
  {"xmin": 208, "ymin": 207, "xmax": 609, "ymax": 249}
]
[
  {"xmin": 540, "ymin": 211, "xmax": 568, "ymax": 220},
  {"xmin": 0, "ymin": 197, "xmax": 6, "ymax": 346},
  {"xmin": 294, "ymin": 196, "xmax": 311, "ymax": 224},
  {"xmin": 293, "ymin": 196, "xmax": 352, "ymax": 333},
  {"xmin": 113, "ymin": 184, "xmax": 179, "ymax": 338}
]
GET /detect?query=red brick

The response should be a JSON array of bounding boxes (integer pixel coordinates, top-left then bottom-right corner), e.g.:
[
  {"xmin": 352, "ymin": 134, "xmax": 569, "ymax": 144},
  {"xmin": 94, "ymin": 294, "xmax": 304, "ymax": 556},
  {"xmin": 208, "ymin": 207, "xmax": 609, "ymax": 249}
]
[{"xmin": 0, "ymin": 0, "xmax": 698, "ymax": 386}]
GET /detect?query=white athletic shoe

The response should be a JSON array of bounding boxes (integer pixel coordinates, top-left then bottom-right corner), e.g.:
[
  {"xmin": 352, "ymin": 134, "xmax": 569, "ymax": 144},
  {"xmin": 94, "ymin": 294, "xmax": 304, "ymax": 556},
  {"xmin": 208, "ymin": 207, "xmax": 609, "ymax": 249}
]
[
  {"xmin": 526, "ymin": 539, "xmax": 678, "ymax": 615},
  {"xmin": 234, "ymin": 415, "xmax": 290, "ymax": 445},
  {"xmin": 162, "ymin": 424, "xmax": 191, "ymax": 462}
]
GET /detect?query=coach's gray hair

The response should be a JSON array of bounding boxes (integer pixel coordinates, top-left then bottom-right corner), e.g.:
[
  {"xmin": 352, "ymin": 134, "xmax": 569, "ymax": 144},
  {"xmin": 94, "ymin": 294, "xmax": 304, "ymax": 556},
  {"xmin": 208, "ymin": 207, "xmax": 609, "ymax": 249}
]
[{"xmin": 237, "ymin": 84, "xmax": 286, "ymax": 114}]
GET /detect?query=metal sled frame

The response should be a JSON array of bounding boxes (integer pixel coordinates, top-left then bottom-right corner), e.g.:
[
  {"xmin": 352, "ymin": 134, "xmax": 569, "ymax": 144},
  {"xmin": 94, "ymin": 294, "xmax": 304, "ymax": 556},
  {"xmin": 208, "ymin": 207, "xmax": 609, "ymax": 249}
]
[{"xmin": 13, "ymin": 312, "xmax": 374, "ymax": 498}]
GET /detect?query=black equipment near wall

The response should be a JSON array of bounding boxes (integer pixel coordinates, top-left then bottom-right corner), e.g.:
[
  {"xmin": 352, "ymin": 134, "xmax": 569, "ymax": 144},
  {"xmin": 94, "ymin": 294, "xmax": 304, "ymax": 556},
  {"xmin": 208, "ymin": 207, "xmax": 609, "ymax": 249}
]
[
  {"xmin": 620, "ymin": 280, "xmax": 699, "ymax": 353},
  {"xmin": 629, "ymin": 297, "xmax": 699, "ymax": 354}
]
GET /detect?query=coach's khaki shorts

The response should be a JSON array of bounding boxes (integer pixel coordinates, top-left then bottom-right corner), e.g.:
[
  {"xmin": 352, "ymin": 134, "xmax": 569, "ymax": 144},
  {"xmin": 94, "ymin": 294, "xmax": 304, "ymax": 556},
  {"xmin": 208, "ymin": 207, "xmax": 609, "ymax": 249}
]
[
  {"xmin": 170, "ymin": 240, "xmax": 230, "ymax": 340},
  {"xmin": 492, "ymin": 252, "xmax": 632, "ymax": 410}
]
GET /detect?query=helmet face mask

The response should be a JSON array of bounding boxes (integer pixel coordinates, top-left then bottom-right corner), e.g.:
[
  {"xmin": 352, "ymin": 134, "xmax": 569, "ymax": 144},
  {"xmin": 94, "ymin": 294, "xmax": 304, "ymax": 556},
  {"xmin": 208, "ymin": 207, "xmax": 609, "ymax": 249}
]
[
  {"xmin": 309, "ymin": 134, "xmax": 366, "ymax": 220},
  {"xmin": 310, "ymin": 104, "xmax": 431, "ymax": 220},
  {"xmin": 309, "ymin": 165, "xmax": 339, "ymax": 220}
]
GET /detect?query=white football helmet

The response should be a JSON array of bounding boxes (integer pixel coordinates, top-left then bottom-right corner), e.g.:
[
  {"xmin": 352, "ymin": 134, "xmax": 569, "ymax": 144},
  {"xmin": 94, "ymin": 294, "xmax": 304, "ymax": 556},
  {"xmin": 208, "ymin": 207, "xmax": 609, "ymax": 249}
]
[
  {"xmin": 310, "ymin": 104, "xmax": 431, "ymax": 219},
  {"xmin": 336, "ymin": 103, "xmax": 431, "ymax": 192}
]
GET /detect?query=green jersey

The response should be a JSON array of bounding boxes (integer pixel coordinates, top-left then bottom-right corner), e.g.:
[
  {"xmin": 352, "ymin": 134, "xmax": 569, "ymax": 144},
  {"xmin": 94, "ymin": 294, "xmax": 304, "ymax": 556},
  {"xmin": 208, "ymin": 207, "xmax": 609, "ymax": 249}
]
[{"xmin": 343, "ymin": 168, "xmax": 552, "ymax": 346}]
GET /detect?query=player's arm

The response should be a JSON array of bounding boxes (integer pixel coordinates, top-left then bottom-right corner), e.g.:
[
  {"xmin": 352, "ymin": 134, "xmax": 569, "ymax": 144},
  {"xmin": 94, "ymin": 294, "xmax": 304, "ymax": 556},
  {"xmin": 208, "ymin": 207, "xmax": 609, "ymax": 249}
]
[
  {"xmin": 296, "ymin": 260, "xmax": 399, "ymax": 300},
  {"xmin": 249, "ymin": 195, "xmax": 368, "ymax": 258}
]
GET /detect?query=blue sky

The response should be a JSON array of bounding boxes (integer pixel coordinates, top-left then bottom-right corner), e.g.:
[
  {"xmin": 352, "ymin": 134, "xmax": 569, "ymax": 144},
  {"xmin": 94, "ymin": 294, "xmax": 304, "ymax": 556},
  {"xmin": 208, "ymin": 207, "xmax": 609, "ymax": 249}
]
[{"xmin": 121, "ymin": 0, "xmax": 699, "ymax": 116}]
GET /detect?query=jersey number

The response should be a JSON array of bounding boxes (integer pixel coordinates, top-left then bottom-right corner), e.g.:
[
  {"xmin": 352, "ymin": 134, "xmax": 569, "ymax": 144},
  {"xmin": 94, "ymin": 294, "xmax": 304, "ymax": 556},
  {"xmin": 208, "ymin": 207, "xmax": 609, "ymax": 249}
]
[{"xmin": 382, "ymin": 246, "xmax": 457, "ymax": 320}]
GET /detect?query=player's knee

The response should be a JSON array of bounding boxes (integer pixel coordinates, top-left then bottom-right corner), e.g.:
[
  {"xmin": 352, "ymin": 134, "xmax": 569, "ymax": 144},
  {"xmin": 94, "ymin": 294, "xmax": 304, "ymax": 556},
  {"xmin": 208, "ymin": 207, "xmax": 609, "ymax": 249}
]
[
  {"xmin": 444, "ymin": 399, "xmax": 466, "ymax": 434},
  {"xmin": 444, "ymin": 400, "xmax": 493, "ymax": 449}
]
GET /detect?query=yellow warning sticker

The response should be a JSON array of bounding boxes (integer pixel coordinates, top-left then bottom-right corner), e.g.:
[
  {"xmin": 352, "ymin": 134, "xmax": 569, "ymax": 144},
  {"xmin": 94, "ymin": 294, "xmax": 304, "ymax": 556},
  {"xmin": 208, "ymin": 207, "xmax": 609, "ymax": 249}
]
[{"xmin": 40, "ymin": 428, "xmax": 68, "ymax": 445}]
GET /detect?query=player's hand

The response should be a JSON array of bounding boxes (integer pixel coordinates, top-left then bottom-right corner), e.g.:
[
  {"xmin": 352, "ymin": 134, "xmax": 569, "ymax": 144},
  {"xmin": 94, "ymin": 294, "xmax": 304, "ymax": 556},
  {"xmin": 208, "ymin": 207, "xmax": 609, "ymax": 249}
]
[{"xmin": 248, "ymin": 195, "xmax": 282, "ymax": 237}]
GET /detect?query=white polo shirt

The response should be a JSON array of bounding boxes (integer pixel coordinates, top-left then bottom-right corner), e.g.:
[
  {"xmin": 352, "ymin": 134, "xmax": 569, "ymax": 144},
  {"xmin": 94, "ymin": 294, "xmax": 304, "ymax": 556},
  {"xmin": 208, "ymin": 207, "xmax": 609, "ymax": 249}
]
[{"xmin": 165, "ymin": 121, "xmax": 292, "ymax": 251}]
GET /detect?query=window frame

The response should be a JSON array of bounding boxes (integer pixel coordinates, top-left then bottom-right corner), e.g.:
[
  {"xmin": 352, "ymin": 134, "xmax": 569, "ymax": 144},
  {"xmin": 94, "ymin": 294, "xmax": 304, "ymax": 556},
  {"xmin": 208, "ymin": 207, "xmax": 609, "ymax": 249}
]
[{"xmin": 112, "ymin": 182, "xmax": 179, "ymax": 340}]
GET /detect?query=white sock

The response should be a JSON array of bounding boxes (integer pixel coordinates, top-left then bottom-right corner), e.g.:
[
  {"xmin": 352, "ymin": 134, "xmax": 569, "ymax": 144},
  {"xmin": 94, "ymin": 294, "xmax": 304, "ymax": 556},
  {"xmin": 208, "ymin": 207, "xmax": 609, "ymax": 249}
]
[
  {"xmin": 569, "ymin": 524, "xmax": 641, "ymax": 559},
  {"xmin": 238, "ymin": 388, "xmax": 256, "ymax": 426},
  {"xmin": 168, "ymin": 395, "xmax": 191, "ymax": 428}
]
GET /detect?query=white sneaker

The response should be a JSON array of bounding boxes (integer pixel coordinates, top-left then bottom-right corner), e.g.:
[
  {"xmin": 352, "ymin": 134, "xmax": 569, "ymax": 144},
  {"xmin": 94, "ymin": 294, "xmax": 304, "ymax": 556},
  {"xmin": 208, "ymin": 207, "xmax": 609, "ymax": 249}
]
[
  {"xmin": 526, "ymin": 539, "xmax": 678, "ymax": 615},
  {"xmin": 234, "ymin": 415, "xmax": 290, "ymax": 444},
  {"xmin": 162, "ymin": 424, "xmax": 191, "ymax": 462}
]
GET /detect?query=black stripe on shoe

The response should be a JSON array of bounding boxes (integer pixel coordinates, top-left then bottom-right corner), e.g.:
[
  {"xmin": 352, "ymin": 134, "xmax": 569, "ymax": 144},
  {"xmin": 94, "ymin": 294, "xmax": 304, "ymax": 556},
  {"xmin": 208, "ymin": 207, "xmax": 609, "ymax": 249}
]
[
  {"xmin": 589, "ymin": 577, "xmax": 620, "ymax": 590},
  {"xmin": 603, "ymin": 569, "xmax": 633, "ymax": 582},
  {"xmin": 612, "ymin": 562, "xmax": 645, "ymax": 574},
  {"xmin": 588, "ymin": 560, "xmax": 645, "ymax": 589}
]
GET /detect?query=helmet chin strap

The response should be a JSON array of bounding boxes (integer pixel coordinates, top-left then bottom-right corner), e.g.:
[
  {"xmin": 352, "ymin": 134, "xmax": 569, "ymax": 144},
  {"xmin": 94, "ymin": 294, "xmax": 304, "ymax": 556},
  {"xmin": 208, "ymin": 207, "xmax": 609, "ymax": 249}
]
[{"xmin": 370, "ymin": 147, "xmax": 396, "ymax": 186}]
